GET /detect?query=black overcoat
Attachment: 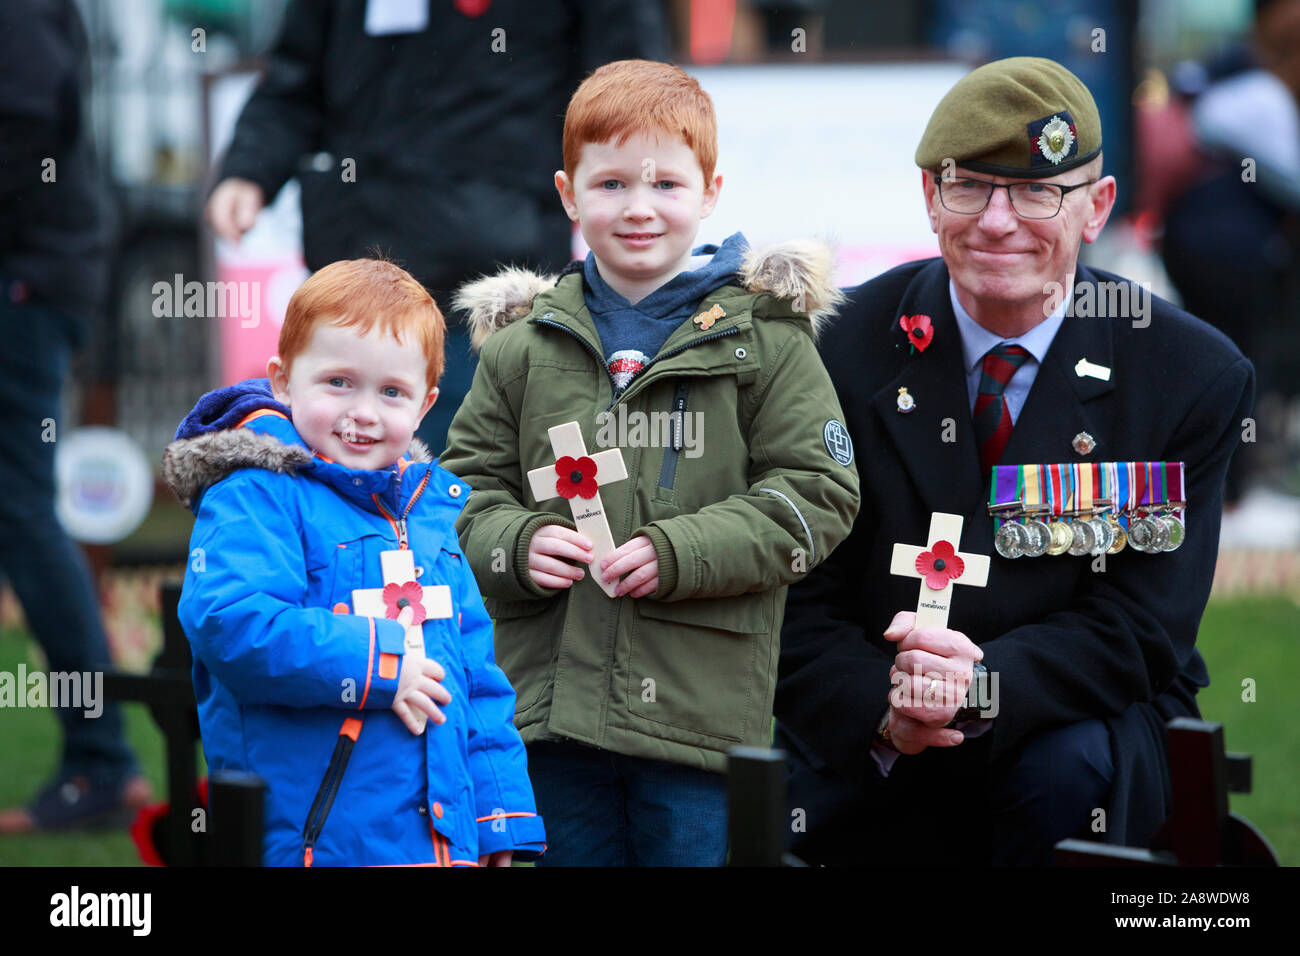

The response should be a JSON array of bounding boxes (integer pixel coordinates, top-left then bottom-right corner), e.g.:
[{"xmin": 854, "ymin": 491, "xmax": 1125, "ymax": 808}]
[{"xmin": 776, "ymin": 257, "xmax": 1254, "ymax": 863}]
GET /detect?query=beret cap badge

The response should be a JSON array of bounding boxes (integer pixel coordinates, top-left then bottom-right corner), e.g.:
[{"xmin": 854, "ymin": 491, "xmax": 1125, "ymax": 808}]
[{"xmin": 1036, "ymin": 115, "xmax": 1075, "ymax": 165}]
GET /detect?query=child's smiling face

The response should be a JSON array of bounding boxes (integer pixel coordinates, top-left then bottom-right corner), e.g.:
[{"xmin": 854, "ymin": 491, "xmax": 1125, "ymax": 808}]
[
  {"xmin": 555, "ymin": 131, "xmax": 722, "ymax": 303},
  {"xmin": 267, "ymin": 321, "xmax": 436, "ymax": 470}
]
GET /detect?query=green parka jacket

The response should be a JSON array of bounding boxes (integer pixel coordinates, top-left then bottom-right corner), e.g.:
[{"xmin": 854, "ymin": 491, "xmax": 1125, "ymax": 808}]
[{"xmin": 440, "ymin": 241, "xmax": 861, "ymax": 771}]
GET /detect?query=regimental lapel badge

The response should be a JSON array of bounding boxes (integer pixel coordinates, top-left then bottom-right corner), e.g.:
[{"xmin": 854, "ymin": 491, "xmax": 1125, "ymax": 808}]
[
  {"xmin": 1072, "ymin": 431, "xmax": 1096, "ymax": 456},
  {"xmin": 1075, "ymin": 357, "xmax": 1111, "ymax": 381},
  {"xmin": 693, "ymin": 303, "xmax": 725, "ymax": 331},
  {"xmin": 897, "ymin": 387, "xmax": 915, "ymax": 414}
]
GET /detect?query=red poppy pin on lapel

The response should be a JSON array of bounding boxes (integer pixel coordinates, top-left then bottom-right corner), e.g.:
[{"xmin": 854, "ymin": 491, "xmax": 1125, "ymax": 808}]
[{"xmin": 899, "ymin": 314, "xmax": 934, "ymax": 354}]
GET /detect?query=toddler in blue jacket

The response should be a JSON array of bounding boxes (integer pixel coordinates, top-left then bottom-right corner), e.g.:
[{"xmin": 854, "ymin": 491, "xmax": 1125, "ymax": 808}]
[{"xmin": 163, "ymin": 258, "xmax": 545, "ymax": 866}]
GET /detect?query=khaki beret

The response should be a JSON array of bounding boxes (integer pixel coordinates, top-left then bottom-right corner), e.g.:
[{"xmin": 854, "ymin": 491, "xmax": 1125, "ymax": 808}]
[{"xmin": 915, "ymin": 56, "xmax": 1102, "ymax": 178}]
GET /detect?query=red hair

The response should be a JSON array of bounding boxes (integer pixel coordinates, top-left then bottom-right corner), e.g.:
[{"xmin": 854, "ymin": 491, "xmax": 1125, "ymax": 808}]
[
  {"xmin": 563, "ymin": 60, "xmax": 717, "ymax": 183},
  {"xmin": 277, "ymin": 259, "xmax": 445, "ymax": 392}
]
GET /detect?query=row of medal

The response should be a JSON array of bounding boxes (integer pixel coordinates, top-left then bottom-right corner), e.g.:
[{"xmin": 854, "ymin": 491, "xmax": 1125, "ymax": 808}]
[{"xmin": 988, "ymin": 461, "xmax": 1186, "ymax": 559}]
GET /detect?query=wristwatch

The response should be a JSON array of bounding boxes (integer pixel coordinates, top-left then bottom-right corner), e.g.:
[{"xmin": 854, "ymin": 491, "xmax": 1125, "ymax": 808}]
[{"xmin": 947, "ymin": 661, "xmax": 989, "ymax": 726}]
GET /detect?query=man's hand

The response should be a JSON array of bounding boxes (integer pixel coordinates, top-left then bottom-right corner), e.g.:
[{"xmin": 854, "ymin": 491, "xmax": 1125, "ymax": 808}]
[
  {"xmin": 601, "ymin": 535, "xmax": 658, "ymax": 598},
  {"xmin": 886, "ymin": 709, "xmax": 966, "ymax": 756},
  {"xmin": 206, "ymin": 177, "xmax": 265, "ymax": 244},
  {"xmin": 477, "ymin": 850, "xmax": 513, "ymax": 867},
  {"xmin": 527, "ymin": 525, "xmax": 592, "ymax": 589},
  {"xmin": 882, "ymin": 610, "xmax": 983, "ymax": 755},
  {"xmin": 391, "ymin": 655, "xmax": 452, "ymax": 735}
]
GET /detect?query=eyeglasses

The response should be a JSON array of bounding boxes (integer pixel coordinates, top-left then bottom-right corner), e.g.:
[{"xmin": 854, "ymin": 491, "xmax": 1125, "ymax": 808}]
[{"xmin": 936, "ymin": 176, "xmax": 1098, "ymax": 219}]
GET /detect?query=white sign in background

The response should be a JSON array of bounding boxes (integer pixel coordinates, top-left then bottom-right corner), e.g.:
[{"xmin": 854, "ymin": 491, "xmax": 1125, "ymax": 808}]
[
  {"xmin": 207, "ymin": 60, "xmax": 971, "ymax": 368},
  {"xmin": 574, "ymin": 62, "xmax": 971, "ymax": 286}
]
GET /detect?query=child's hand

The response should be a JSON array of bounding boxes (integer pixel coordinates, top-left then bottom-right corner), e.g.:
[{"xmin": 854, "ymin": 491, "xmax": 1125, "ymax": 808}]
[
  {"xmin": 391, "ymin": 655, "xmax": 452, "ymax": 735},
  {"xmin": 601, "ymin": 535, "xmax": 659, "ymax": 598},
  {"xmin": 527, "ymin": 525, "xmax": 593, "ymax": 590},
  {"xmin": 477, "ymin": 850, "xmax": 513, "ymax": 867}
]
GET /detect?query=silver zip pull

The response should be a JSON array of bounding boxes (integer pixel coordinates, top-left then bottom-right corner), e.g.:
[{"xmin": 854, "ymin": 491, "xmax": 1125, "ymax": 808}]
[{"xmin": 396, "ymin": 518, "xmax": 409, "ymax": 550}]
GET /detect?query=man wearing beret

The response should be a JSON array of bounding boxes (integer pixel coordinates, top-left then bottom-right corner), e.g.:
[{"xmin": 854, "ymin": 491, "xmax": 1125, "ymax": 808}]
[{"xmin": 775, "ymin": 57, "xmax": 1254, "ymax": 865}]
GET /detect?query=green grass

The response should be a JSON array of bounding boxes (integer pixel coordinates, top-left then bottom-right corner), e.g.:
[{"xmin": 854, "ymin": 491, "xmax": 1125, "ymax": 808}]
[
  {"xmin": 1, "ymin": 595, "xmax": 1296, "ymax": 865},
  {"xmin": 0, "ymin": 627, "xmax": 174, "ymax": 865},
  {"xmin": 1192, "ymin": 597, "xmax": 1300, "ymax": 864}
]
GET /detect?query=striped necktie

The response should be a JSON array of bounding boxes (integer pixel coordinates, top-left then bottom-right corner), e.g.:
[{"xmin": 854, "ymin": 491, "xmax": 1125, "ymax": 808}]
[{"xmin": 974, "ymin": 343, "xmax": 1031, "ymax": 474}]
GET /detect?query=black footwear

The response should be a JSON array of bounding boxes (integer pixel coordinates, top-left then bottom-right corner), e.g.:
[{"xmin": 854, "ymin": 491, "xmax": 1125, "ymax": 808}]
[{"xmin": 0, "ymin": 774, "xmax": 154, "ymax": 833}]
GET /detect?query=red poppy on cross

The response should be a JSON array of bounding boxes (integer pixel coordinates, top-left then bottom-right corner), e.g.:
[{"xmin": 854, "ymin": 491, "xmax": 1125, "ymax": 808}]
[
  {"xmin": 890, "ymin": 512, "xmax": 989, "ymax": 630},
  {"xmin": 352, "ymin": 550, "xmax": 452, "ymax": 734},
  {"xmin": 527, "ymin": 421, "xmax": 628, "ymax": 598}
]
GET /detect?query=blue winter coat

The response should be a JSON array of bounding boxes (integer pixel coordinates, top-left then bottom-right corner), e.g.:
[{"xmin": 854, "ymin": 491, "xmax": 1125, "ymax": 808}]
[{"xmin": 162, "ymin": 381, "xmax": 545, "ymax": 866}]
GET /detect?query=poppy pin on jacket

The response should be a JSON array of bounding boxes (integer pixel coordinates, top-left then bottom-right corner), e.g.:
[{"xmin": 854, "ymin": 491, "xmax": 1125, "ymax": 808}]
[{"xmin": 899, "ymin": 314, "xmax": 934, "ymax": 353}]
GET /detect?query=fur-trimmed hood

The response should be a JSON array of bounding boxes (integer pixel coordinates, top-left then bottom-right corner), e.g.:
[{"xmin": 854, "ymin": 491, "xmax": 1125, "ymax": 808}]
[
  {"xmin": 161, "ymin": 423, "xmax": 434, "ymax": 511},
  {"xmin": 454, "ymin": 239, "xmax": 845, "ymax": 353}
]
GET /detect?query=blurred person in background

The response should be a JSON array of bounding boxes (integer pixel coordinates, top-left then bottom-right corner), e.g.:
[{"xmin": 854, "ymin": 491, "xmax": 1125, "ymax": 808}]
[
  {"xmin": 1159, "ymin": 0, "xmax": 1300, "ymax": 520},
  {"xmin": 205, "ymin": 0, "xmax": 670, "ymax": 455},
  {"xmin": 0, "ymin": 0, "xmax": 152, "ymax": 834}
]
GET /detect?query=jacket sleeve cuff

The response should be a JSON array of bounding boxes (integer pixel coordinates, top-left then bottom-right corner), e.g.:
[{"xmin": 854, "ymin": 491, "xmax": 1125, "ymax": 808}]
[
  {"xmin": 513, "ymin": 512, "xmax": 578, "ymax": 598},
  {"xmin": 359, "ymin": 617, "xmax": 406, "ymax": 709},
  {"xmin": 638, "ymin": 524, "xmax": 679, "ymax": 599},
  {"xmin": 476, "ymin": 812, "xmax": 547, "ymax": 859},
  {"xmin": 213, "ymin": 159, "xmax": 286, "ymax": 208}
]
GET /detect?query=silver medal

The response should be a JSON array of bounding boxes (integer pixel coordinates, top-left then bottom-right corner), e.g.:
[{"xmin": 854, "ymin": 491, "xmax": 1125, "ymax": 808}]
[
  {"xmin": 994, "ymin": 521, "xmax": 1028, "ymax": 559},
  {"xmin": 1022, "ymin": 518, "xmax": 1051, "ymax": 557},
  {"xmin": 1067, "ymin": 518, "xmax": 1096, "ymax": 556},
  {"xmin": 1128, "ymin": 516, "xmax": 1158, "ymax": 553},
  {"xmin": 1162, "ymin": 515, "xmax": 1186, "ymax": 552},
  {"xmin": 1148, "ymin": 515, "xmax": 1171, "ymax": 552},
  {"xmin": 1088, "ymin": 516, "xmax": 1113, "ymax": 555}
]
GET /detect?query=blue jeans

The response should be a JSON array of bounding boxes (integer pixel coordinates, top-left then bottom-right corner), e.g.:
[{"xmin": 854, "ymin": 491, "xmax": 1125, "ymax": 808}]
[
  {"xmin": 0, "ymin": 292, "xmax": 136, "ymax": 787},
  {"xmin": 527, "ymin": 739, "xmax": 729, "ymax": 866}
]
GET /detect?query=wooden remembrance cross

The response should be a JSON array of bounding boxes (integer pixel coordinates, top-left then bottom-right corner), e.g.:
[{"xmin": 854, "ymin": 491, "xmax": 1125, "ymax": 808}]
[
  {"xmin": 527, "ymin": 421, "xmax": 629, "ymax": 598},
  {"xmin": 890, "ymin": 512, "xmax": 990, "ymax": 630},
  {"xmin": 352, "ymin": 550, "xmax": 453, "ymax": 734}
]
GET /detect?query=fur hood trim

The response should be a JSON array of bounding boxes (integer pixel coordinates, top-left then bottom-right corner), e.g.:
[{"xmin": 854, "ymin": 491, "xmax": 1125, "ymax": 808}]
[
  {"xmin": 161, "ymin": 428, "xmax": 433, "ymax": 509},
  {"xmin": 456, "ymin": 240, "xmax": 845, "ymax": 353}
]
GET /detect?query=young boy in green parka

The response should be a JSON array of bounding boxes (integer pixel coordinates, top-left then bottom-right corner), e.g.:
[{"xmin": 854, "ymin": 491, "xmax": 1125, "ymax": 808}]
[{"xmin": 440, "ymin": 59, "xmax": 859, "ymax": 866}]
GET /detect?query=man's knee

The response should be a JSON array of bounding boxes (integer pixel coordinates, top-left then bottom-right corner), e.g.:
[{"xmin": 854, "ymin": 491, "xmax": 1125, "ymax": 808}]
[{"xmin": 991, "ymin": 719, "xmax": 1114, "ymax": 861}]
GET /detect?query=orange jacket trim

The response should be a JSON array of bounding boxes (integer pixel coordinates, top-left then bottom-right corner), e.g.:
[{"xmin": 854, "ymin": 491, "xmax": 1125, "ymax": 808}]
[
  {"xmin": 339, "ymin": 717, "xmax": 363, "ymax": 742},
  {"xmin": 428, "ymin": 822, "xmax": 449, "ymax": 867},
  {"xmin": 475, "ymin": 811, "xmax": 538, "ymax": 823},
  {"xmin": 233, "ymin": 408, "xmax": 289, "ymax": 429},
  {"xmin": 451, "ymin": 860, "xmax": 480, "ymax": 866},
  {"xmin": 378, "ymin": 652, "xmax": 399, "ymax": 680},
  {"xmin": 358, "ymin": 616, "xmax": 375, "ymax": 710}
]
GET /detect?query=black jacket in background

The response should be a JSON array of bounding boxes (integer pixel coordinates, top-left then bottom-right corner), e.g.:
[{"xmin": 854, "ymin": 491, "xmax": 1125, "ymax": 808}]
[
  {"xmin": 217, "ymin": 0, "xmax": 670, "ymax": 293},
  {"xmin": 0, "ymin": 0, "xmax": 112, "ymax": 332}
]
